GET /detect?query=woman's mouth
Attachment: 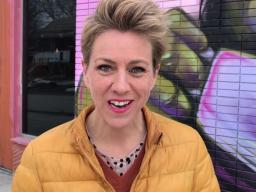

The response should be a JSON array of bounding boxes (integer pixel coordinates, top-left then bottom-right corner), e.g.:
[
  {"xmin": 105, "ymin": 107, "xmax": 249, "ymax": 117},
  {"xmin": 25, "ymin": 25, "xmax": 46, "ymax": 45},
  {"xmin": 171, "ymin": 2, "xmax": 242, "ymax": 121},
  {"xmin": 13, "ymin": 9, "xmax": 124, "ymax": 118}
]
[
  {"xmin": 108, "ymin": 100, "xmax": 133, "ymax": 112},
  {"xmin": 109, "ymin": 100, "xmax": 130, "ymax": 107}
]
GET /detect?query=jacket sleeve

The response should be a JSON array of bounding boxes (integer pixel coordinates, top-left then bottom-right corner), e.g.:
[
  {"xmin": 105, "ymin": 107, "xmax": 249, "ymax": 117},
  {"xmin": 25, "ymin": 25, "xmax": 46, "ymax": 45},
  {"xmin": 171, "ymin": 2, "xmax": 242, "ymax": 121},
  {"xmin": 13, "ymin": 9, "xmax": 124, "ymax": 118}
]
[
  {"xmin": 12, "ymin": 143, "xmax": 43, "ymax": 192},
  {"xmin": 192, "ymin": 132, "xmax": 221, "ymax": 192}
]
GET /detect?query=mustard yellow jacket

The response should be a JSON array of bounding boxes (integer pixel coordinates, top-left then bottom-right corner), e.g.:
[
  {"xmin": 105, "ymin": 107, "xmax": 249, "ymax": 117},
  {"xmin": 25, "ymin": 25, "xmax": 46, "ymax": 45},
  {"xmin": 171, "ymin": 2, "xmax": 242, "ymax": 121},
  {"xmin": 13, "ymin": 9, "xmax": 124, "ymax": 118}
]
[{"xmin": 12, "ymin": 106, "xmax": 220, "ymax": 192}]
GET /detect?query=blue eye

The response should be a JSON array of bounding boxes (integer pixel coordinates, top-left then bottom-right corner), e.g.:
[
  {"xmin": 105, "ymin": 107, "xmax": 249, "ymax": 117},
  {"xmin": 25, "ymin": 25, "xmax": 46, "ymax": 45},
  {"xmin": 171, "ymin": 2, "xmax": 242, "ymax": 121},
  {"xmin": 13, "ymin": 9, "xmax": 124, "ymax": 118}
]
[
  {"xmin": 129, "ymin": 67, "xmax": 145, "ymax": 74},
  {"xmin": 97, "ymin": 65, "xmax": 112, "ymax": 73}
]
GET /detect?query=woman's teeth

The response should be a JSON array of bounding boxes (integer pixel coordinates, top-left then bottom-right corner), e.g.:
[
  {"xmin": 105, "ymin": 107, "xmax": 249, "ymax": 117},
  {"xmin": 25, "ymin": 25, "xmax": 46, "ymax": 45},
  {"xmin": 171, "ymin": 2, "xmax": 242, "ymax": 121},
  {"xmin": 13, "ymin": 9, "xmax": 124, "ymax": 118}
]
[{"xmin": 110, "ymin": 101, "xmax": 130, "ymax": 108}]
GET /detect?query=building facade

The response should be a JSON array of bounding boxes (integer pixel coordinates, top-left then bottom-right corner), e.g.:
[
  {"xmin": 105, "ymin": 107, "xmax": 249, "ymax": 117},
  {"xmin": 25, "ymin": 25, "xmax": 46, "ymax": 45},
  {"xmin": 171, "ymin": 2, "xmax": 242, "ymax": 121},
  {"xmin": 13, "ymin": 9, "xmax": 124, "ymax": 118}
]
[{"xmin": 1, "ymin": 0, "xmax": 256, "ymax": 191}]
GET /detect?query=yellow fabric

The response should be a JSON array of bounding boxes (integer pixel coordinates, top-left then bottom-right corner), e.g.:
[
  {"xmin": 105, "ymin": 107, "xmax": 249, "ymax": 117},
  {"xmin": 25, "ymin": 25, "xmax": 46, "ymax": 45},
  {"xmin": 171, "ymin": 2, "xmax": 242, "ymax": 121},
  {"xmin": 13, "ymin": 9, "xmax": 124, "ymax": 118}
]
[{"xmin": 12, "ymin": 106, "xmax": 220, "ymax": 192}]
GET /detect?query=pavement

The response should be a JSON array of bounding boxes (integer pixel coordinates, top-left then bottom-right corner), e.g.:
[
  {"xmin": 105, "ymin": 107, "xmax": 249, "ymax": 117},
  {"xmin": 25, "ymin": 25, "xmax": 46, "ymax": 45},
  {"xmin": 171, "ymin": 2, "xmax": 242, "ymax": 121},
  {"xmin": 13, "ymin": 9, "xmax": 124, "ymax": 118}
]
[{"xmin": 0, "ymin": 168, "xmax": 12, "ymax": 192}]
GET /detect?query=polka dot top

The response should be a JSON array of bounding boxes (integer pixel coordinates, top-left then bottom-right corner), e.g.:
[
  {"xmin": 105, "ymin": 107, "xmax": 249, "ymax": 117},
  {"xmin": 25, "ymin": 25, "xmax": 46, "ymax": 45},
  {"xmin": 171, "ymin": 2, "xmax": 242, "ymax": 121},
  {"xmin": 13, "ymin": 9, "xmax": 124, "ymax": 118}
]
[{"xmin": 89, "ymin": 135, "xmax": 146, "ymax": 176}]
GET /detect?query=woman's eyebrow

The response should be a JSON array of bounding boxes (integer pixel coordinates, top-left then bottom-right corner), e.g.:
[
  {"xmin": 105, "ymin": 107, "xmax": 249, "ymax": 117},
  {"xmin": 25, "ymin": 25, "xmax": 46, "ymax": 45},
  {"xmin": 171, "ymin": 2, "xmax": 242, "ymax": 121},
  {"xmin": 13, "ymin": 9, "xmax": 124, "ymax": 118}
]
[
  {"xmin": 95, "ymin": 58, "xmax": 116, "ymax": 64},
  {"xmin": 95, "ymin": 58, "xmax": 149, "ymax": 65},
  {"xmin": 129, "ymin": 60, "xmax": 149, "ymax": 66}
]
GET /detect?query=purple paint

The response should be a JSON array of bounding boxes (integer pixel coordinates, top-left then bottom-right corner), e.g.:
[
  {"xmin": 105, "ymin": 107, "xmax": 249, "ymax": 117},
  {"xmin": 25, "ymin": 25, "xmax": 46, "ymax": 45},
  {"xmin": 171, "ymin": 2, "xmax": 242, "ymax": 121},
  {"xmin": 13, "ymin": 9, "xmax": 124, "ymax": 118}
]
[{"xmin": 198, "ymin": 50, "xmax": 256, "ymax": 172}]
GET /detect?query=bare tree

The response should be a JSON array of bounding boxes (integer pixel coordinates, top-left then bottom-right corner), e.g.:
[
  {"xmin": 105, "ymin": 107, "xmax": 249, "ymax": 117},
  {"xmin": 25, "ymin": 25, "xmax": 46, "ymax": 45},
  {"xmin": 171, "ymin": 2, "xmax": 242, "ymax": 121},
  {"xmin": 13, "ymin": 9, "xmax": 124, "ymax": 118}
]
[{"xmin": 29, "ymin": 0, "xmax": 75, "ymax": 31}]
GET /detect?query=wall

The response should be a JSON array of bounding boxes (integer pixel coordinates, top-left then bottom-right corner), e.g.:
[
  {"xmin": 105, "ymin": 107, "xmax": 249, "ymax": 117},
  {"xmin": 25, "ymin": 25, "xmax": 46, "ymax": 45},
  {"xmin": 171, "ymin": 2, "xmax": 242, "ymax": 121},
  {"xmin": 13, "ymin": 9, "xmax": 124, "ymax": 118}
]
[
  {"xmin": 76, "ymin": 0, "xmax": 256, "ymax": 191},
  {"xmin": 0, "ymin": 0, "xmax": 13, "ymax": 169},
  {"xmin": 0, "ymin": 0, "xmax": 24, "ymax": 170}
]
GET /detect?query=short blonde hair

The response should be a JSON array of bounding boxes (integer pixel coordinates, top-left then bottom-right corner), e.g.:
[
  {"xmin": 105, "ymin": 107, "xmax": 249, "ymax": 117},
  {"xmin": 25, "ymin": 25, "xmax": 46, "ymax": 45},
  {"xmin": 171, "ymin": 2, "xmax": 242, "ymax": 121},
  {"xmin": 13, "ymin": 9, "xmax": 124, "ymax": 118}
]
[{"xmin": 81, "ymin": 0, "xmax": 169, "ymax": 68}]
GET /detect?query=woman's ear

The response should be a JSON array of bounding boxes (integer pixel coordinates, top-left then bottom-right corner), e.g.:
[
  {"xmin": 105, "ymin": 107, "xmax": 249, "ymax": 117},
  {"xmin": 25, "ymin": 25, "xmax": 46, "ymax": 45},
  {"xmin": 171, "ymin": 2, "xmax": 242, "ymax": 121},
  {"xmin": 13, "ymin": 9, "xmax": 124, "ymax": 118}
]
[
  {"xmin": 82, "ymin": 60, "xmax": 87, "ymax": 73},
  {"xmin": 151, "ymin": 64, "xmax": 160, "ymax": 90},
  {"xmin": 82, "ymin": 60, "xmax": 89, "ymax": 87},
  {"xmin": 154, "ymin": 64, "xmax": 160, "ymax": 76}
]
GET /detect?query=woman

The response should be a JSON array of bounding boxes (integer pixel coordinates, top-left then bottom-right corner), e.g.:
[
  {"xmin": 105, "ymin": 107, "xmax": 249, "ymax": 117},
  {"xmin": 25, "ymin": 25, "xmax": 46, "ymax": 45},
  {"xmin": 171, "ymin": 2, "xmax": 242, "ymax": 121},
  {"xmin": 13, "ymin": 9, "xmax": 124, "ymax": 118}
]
[{"xmin": 12, "ymin": 0, "xmax": 220, "ymax": 191}]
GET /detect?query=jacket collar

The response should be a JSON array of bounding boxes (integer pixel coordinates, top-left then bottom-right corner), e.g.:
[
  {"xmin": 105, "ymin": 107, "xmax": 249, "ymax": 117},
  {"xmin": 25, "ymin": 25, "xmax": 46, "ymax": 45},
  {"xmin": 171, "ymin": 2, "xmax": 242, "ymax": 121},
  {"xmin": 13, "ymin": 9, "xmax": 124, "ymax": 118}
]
[
  {"xmin": 142, "ymin": 107, "xmax": 162, "ymax": 149},
  {"xmin": 71, "ymin": 105, "xmax": 162, "ymax": 157},
  {"xmin": 71, "ymin": 105, "xmax": 96, "ymax": 155}
]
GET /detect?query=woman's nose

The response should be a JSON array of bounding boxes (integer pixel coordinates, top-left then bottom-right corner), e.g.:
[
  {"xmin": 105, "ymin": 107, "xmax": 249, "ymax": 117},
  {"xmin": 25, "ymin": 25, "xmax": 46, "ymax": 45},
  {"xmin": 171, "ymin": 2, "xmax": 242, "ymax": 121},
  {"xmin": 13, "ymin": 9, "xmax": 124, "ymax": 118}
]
[{"xmin": 111, "ymin": 71, "xmax": 131, "ymax": 94}]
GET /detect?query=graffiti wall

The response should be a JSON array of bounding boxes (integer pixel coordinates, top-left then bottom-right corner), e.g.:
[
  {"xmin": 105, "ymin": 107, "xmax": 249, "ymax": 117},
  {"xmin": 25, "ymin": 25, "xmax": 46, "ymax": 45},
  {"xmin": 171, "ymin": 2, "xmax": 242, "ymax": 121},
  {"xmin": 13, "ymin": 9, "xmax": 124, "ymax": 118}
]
[{"xmin": 76, "ymin": 0, "xmax": 256, "ymax": 191}]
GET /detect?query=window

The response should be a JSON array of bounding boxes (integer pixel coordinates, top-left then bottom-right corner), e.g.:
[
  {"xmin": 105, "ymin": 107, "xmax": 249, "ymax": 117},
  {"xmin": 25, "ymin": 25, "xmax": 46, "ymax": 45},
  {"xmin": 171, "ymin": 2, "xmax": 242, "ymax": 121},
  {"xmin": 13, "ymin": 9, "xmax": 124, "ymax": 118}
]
[{"xmin": 23, "ymin": 0, "xmax": 76, "ymax": 135}]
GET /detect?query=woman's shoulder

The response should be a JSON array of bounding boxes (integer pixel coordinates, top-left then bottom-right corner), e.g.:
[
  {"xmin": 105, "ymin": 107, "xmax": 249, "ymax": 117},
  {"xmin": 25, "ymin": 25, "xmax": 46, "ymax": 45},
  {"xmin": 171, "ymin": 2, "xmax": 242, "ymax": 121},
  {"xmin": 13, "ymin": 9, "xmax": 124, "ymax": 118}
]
[
  {"xmin": 151, "ymin": 111, "xmax": 202, "ymax": 145},
  {"xmin": 26, "ymin": 119, "xmax": 77, "ymax": 154}
]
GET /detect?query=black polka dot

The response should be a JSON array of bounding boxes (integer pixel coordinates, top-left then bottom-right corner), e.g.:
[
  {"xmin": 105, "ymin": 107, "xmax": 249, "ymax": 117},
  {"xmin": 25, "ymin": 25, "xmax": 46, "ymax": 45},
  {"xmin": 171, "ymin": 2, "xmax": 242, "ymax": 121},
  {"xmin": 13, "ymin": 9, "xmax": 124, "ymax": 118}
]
[
  {"xmin": 126, "ymin": 157, "xmax": 131, "ymax": 164},
  {"xmin": 92, "ymin": 141, "xmax": 147, "ymax": 176}
]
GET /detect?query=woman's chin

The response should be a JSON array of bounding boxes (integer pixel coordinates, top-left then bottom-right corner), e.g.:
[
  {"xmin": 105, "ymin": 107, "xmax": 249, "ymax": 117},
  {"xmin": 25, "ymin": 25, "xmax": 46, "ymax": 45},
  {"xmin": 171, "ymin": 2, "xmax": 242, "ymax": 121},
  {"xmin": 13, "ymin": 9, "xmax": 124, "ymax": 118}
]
[{"xmin": 105, "ymin": 118, "xmax": 133, "ymax": 130}]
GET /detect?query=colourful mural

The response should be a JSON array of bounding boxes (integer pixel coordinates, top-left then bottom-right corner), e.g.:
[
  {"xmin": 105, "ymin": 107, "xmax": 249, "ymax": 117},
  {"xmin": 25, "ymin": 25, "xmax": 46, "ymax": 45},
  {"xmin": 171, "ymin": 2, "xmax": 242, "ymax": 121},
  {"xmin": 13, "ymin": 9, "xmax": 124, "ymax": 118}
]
[{"xmin": 76, "ymin": 0, "xmax": 256, "ymax": 191}]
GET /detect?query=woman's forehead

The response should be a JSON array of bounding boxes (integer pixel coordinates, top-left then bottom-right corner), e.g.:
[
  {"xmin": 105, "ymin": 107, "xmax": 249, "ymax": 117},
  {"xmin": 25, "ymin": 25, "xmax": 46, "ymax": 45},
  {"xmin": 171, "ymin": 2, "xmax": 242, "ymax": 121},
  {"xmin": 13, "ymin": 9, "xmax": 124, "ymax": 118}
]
[{"xmin": 91, "ymin": 30, "xmax": 152, "ymax": 56}]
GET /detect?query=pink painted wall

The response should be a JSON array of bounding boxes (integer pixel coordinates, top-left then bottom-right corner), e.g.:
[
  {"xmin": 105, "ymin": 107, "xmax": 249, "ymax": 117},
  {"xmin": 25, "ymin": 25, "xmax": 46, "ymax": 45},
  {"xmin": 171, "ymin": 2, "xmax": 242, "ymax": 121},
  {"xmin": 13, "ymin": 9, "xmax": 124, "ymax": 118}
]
[
  {"xmin": 75, "ymin": 0, "xmax": 99, "ymax": 87},
  {"xmin": 0, "ymin": 0, "xmax": 23, "ymax": 170},
  {"xmin": 0, "ymin": 0, "xmax": 13, "ymax": 169}
]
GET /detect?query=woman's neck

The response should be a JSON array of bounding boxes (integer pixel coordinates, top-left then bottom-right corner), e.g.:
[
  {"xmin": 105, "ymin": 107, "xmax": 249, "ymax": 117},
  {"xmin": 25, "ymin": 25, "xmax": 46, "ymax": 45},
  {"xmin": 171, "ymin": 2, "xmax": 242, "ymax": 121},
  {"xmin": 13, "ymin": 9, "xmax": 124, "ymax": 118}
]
[{"xmin": 86, "ymin": 110, "xmax": 147, "ymax": 158}]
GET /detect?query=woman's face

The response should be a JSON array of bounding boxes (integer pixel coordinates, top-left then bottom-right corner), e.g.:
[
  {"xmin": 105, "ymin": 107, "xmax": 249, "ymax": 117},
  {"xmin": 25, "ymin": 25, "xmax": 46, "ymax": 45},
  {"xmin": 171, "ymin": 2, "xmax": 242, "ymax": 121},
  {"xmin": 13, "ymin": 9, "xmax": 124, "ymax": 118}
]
[{"xmin": 83, "ymin": 29, "xmax": 159, "ymax": 129}]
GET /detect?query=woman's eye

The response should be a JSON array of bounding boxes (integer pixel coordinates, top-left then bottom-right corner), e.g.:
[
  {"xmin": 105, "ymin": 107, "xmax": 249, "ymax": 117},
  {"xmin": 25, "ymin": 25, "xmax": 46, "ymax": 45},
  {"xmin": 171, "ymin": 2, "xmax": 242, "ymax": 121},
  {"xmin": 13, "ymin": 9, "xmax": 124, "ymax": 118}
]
[
  {"xmin": 129, "ymin": 67, "xmax": 145, "ymax": 74},
  {"xmin": 97, "ymin": 65, "xmax": 112, "ymax": 73}
]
